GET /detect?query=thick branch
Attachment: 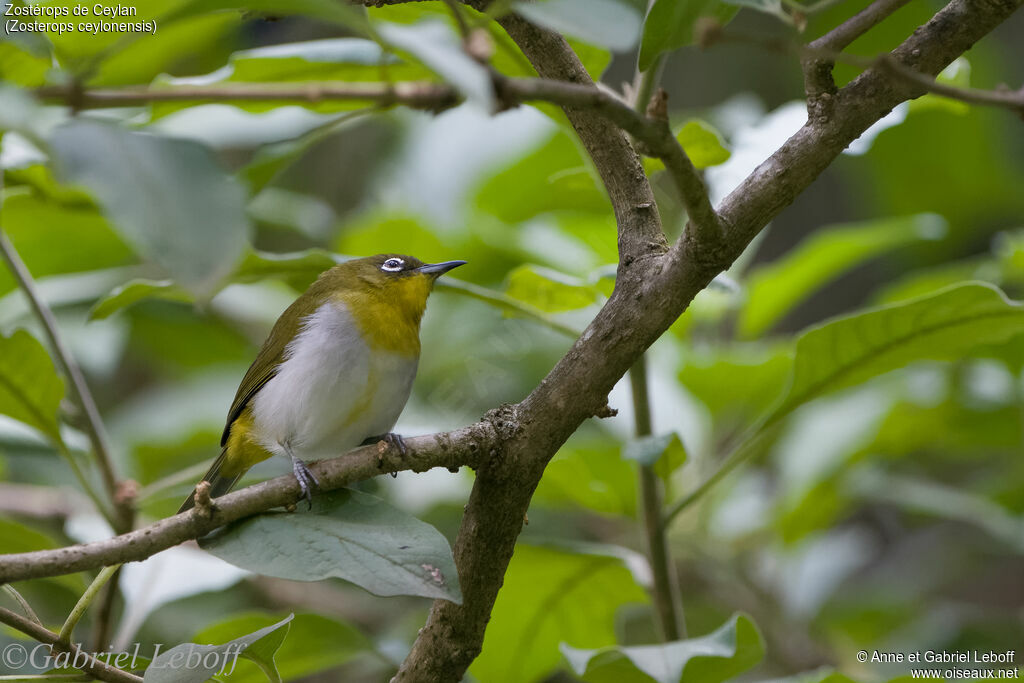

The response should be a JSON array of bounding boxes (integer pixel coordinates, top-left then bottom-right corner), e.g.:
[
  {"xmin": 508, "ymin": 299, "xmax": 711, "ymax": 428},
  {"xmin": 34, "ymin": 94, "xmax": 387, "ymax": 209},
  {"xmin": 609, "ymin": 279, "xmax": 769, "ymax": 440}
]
[
  {"xmin": 0, "ymin": 425, "xmax": 493, "ymax": 583},
  {"xmin": 395, "ymin": 0, "xmax": 1022, "ymax": 680}
]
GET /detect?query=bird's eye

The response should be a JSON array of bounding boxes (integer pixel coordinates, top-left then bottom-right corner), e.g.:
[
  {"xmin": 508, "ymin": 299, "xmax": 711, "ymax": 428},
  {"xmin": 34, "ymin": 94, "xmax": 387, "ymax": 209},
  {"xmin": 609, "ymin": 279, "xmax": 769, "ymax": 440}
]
[{"xmin": 381, "ymin": 258, "xmax": 404, "ymax": 272}]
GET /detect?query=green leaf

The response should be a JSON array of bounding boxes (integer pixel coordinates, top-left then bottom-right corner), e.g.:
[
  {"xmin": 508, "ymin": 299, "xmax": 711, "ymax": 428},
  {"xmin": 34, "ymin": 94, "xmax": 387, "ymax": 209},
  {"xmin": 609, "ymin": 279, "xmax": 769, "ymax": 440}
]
[
  {"xmin": 89, "ymin": 279, "xmax": 193, "ymax": 320},
  {"xmin": 739, "ymin": 214, "xmax": 946, "ymax": 338},
  {"xmin": 777, "ymin": 283, "xmax": 1024, "ymax": 418},
  {"xmin": 536, "ymin": 435, "xmax": 637, "ymax": 516},
  {"xmin": 476, "ymin": 130, "xmax": 608, "ymax": 221},
  {"xmin": 192, "ymin": 612, "xmax": 370, "ymax": 683},
  {"xmin": 645, "ymin": 119, "xmax": 731, "ymax": 173},
  {"xmin": 622, "ymin": 432, "xmax": 687, "ymax": 483},
  {"xmin": 561, "ymin": 613, "xmax": 764, "ymax": 683},
  {"xmin": 0, "ymin": 329, "xmax": 65, "ymax": 442},
  {"xmin": 377, "ymin": 20, "xmax": 492, "ymax": 109},
  {"xmin": 721, "ymin": 0, "xmax": 790, "ymax": 23},
  {"xmin": 50, "ymin": 120, "xmax": 251, "ymax": 298},
  {"xmin": 198, "ymin": 489, "xmax": 462, "ymax": 603},
  {"xmin": 470, "ymin": 544, "xmax": 648, "ymax": 683},
  {"xmin": 514, "ymin": 0, "xmax": 642, "ymax": 51},
  {"xmin": 908, "ymin": 57, "xmax": 972, "ymax": 115},
  {"xmin": 143, "ymin": 614, "xmax": 293, "ymax": 683},
  {"xmin": 638, "ymin": 0, "xmax": 739, "ymax": 71},
  {"xmin": 0, "ymin": 190, "xmax": 135, "ymax": 297},
  {"xmin": 163, "ymin": 0, "xmax": 366, "ymax": 32},
  {"xmin": 505, "ymin": 264, "xmax": 600, "ymax": 312}
]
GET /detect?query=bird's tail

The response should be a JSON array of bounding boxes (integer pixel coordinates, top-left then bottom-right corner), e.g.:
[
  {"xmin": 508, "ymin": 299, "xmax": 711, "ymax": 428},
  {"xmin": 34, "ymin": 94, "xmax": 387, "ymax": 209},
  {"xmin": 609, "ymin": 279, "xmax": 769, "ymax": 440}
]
[{"xmin": 178, "ymin": 448, "xmax": 243, "ymax": 514}]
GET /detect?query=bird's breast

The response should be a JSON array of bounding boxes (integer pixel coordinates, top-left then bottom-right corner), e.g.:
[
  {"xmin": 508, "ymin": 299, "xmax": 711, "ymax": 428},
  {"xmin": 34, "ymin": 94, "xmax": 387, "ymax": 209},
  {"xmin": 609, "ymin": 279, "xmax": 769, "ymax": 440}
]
[{"xmin": 249, "ymin": 300, "xmax": 418, "ymax": 458}]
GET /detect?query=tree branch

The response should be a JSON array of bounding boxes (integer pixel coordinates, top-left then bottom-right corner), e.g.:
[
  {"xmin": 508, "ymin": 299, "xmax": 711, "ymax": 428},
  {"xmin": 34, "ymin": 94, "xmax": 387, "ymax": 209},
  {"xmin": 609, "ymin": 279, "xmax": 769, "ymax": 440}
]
[
  {"xmin": 0, "ymin": 606, "xmax": 142, "ymax": 683},
  {"xmin": 394, "ymin": 0, "xmax": 1022, "ymax": 680},
  {"xmin": 802, "ymin": 0, "xmax": 914, "ymax": 107},
  {"xmin": 0, "ymin": 424, "xmax": 493, "ymax": 583}
]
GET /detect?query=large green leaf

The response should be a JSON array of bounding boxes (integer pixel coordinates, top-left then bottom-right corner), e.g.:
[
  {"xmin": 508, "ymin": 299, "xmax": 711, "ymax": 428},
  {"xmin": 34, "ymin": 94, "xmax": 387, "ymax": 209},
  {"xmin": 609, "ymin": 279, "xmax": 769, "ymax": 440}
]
[
  {"xmin": 535, "ymin": 434, "xmax": 637, "ymax": 517},
  {"xmin": 50, "ymin": 120, "xmax": 251, "ymax": 298},
  {"xmin": 0, "ymin": 329, "xmax": 65, "ymax": 442},
  {"xmin": 198, "ymin": 489, "xmax": 462, "ymax": 603},
  {"xmin": 739, "ymin": 214, "xmax": 946, "ymax": 338},
  {"xmin": 561, "ymin": 613, "xmax": 764, "ymax": 683},
  {"xmin": 777, "ymin": 283, "xmax": 1024, "ymax": 417},
  {"xmin": 192, "ymin": 612, "xmax": 370, "ymax": 683},
  {"xmin": 514, "ymin": 0, "xmax": 642, "ymax": 51},
  {"xmin": 470, "ymin": 544, "xmax": 648, "ymax": 683},
  {"xmin": 143, "ymin": 614, "xmax": 293, "ymax": 683},
  {"xmin": 638, "ymin": 0, "xmax": 739, "ymax": 71}
]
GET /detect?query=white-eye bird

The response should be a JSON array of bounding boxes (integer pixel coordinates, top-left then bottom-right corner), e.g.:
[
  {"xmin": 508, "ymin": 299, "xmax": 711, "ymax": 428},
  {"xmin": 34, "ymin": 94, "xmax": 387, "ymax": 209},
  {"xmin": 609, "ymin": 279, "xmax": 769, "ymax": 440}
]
[{"xmin": 179, "ymin": 254, "xmax": 466, "ymax": 512}]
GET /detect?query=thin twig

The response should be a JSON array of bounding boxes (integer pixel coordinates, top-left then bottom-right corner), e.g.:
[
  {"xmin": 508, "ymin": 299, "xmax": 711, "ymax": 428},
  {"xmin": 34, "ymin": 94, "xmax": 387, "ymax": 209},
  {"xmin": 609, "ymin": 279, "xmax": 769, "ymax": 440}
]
[
  {"xmin": 811, "ymin": 0, "xmax": 913, "ymax": 52},
  {"xmin": 630, "ymin": 357, "xmax": 686, "ymax": 640},
  {"xmin": 59, "ymin": 565, "xmax": 120, "ymax": 644},
  {"xmin": 0, "ymin": 607, "xmax": 143, "ymax": 683},
  {"xmin": 2, "ymin": 585, "xmax": 42, "ymax": 625},
  {"xmin": 0, "ymin": 222, "xmax": 127, "ymax": 531}
]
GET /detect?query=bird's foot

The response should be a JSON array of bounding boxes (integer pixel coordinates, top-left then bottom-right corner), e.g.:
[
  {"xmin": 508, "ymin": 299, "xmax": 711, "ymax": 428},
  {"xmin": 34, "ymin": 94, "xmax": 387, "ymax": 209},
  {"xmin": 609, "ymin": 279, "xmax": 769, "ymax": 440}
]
[
  {"xmin": 290, "ymin": 456, "xmax": 320, "ymax": 510},
  {"xmin": 363, "ymin": 432, "xmax": 408, "ymax": 457},
  {"xmin": 363, "ymin": 433, "xmax": 406, "ymax": 479}
]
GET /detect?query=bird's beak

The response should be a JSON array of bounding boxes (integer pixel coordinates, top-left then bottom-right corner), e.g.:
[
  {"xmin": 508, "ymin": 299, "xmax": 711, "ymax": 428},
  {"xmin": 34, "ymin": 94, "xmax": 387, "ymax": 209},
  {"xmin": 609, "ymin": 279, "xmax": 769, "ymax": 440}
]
[{"xmin": 416, "ymin": 260, "xmax": 467, "ymax": 276}]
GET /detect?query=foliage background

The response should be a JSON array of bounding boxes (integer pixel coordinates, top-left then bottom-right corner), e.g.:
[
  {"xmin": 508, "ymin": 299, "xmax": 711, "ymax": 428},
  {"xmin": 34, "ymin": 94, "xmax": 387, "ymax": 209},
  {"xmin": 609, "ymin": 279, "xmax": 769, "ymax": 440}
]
[{"xmin": 0, "ymin": 0, "xmax": 1022, "ymax": 681}]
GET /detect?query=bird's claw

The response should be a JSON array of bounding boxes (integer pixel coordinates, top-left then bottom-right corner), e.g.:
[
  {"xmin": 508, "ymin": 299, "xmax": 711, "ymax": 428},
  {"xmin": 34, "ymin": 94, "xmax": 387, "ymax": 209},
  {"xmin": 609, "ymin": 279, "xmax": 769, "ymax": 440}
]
[
  {"xmin": 291, "ymin": 458, "xmax": 320, "ymax": 510},
  {"xmin": 363, "ymin": 432, "xmax": 408, "ymax": 457}
]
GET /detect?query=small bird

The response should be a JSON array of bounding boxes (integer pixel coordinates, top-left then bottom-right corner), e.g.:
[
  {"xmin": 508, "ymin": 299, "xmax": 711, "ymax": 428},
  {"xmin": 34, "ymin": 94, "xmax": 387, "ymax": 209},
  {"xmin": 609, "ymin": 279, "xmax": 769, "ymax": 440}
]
[{"xmin": 179, "ymin": 254, "xmax": 466, "ymax": 513}]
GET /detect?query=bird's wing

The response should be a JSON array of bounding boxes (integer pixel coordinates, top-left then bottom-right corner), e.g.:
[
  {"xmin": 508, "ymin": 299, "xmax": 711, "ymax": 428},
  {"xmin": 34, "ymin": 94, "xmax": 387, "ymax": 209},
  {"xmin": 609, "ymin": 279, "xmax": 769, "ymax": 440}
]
[{"xmin": 221, "ymin": 298, "xmax": 308, "ymax": 446}]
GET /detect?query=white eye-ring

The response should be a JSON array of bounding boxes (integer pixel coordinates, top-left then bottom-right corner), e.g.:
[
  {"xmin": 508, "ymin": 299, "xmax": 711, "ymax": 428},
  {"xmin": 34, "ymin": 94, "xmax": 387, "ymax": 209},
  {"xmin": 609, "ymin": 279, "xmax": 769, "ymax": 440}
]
[{"xmin": 381, "ymin": 257, "xmax": 404, "ymax": 272}]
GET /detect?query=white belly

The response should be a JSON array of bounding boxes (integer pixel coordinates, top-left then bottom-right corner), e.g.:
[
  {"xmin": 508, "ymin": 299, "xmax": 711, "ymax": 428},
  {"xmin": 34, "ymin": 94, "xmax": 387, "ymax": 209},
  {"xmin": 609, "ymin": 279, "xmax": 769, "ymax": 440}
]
[{"xmin": 249, "ymin": 301, "xmax": 418, "ymax": 460}]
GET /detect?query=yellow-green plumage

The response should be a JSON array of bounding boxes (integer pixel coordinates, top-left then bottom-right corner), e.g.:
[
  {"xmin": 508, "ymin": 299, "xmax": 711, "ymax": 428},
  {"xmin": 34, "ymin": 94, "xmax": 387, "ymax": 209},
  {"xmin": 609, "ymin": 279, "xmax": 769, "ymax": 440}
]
[{"xmin": 179, "ymin": 253, "xmax": 464, "ymax": 512}]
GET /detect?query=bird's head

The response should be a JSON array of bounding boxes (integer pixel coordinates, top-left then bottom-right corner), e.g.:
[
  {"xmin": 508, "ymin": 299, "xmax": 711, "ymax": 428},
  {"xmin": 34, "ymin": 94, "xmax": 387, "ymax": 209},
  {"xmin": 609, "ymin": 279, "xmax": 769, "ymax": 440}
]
[{"xmin": 329, "ymin": 254, "xmax": 466, "ymax": 328}]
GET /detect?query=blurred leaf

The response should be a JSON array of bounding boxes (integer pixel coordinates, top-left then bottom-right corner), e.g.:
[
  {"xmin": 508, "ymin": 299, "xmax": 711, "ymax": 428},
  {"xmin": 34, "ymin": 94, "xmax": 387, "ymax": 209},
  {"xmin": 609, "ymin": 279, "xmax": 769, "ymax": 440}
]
[
  {"xmin": 561, "ymin": 612, "xmax": 764, "ymax": 683},
  {"xmin": 848, "ymin": 468, "xmax": 1024, "ymax": 551},
  {"xmin": 755, "ymin": 670, "xmax": 857, "ymax": 683},
  {"xmin": 739, "ymin": 214, "xmax": 947, "ymax": 338},
  {"xmin": 50, "ymin": 120, "xmax": 251, "ymax": 298},
  {"xmin": 623, "ymin": 432, "xmax": 687, "ymax": 484},
  {"xmin": 0, "ymin": 191, "xmax": 134, "ymax": 297},
  {"xmin": 192, "ymin": 612, "xmax": 370, "ymax": 683},
  {"xmin": 679, "ymin": 344, "xmax": 791, "ymax": 435},
  {"xmin": 638, "ymin": 0, "xmax": 739, "ymax": 71},
  {"xmin": 721, "ymin": 0, "xmax": 790, "ymax": 23},
  {"xmin": 377, "ymin": 20, "xmax": 492, "ymax": 109},
  {"xmin": 908, "ymin": 57, "xmax": 971, "ymax": 115},
  {"xmin": 505, "ymin": 264, "xmax": 600, "ymax": 312},
  {"xmin": 233, "ymin": 248, "xmax": 340, "ymax": 284},
  {"xmin": 164, "ymin": 0, "xmax": 366, "ymax": 32},
  {"xmin": 90, "ymin": 279, "xmax": 193, "ymax": 320},
  {"xmin": 776, "ymin": 283, "xmax": 1024, "ymax": 418},
  {"xmin": 646, "ymin": 120, "xmax": 731, "ymax": 174},
  {"xmin": 0, "ymin": 330, "xmax": 65, "ymax": 442},
  {"xmin": 477, "ymin": 130, "xmax": 607, "ymax": 221},
  {"xmin": 537, "ymin": 436, "xmax": 637, "ymax": 516},
  {"xmin": 0, "ymin": 518, "xmax": 82, "ymax": 592},
  {"xmin": 514, "ymin": 0, "xmax": 642, "ymax": 51},
  {"xmin": 152, "ymin": 39, "xmax": 420, "ymax": 118},
  {"xmin": 143, "ymin": 614, "xmax": 293, "ymax": 683},
  {"xmin": 471, "ymin": 544, "xmax": 648, "ymax": 683},
  {"xmin": 199, "ymin": 489, "xmax": 462, "ymax": 602}
]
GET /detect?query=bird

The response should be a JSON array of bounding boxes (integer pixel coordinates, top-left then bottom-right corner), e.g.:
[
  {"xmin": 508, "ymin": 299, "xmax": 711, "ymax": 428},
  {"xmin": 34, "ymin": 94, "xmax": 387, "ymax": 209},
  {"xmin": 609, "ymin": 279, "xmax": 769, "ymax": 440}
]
[{"xmin": 178, "ymin": 253, "xmax": 466, "ymax": 513}]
